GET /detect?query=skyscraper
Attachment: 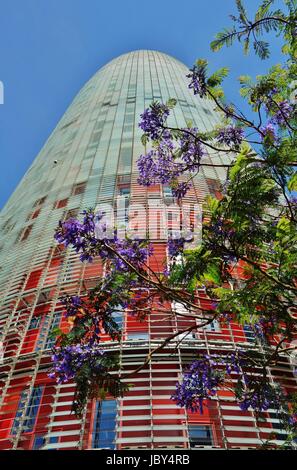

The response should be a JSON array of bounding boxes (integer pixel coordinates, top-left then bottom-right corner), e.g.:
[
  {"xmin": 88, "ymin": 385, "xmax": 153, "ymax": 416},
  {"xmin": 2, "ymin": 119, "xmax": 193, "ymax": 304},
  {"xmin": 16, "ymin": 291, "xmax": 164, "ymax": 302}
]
[{"xmin": 0, "ymin": 50, "xmax": 294, "ymax": 450}]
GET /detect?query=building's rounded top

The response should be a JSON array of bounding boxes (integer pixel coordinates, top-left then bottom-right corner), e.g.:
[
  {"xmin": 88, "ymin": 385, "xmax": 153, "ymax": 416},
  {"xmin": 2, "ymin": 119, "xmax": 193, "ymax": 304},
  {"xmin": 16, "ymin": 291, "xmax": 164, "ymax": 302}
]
[
  {"xmin": 110, "ymin": 48, "xmax": 185, "ymax": 60},
  {"xmin": 99, "ymin": 49, "xmax": 187, "ymax": 72}
]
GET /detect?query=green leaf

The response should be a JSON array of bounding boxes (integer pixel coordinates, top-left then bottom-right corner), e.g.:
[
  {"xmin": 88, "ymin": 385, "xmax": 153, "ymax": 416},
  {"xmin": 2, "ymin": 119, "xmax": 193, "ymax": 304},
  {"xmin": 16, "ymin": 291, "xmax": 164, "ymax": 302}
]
[
  {"xmin": 235, "ymin": 0, "xmax": 248, "ymax": 24},
  {"xmin": 229, "ymin": 153, "xmax": 248, "ymax": 180},
  {"xmin": 207, "ymin": 67, "xmax": 229, "ymax": 87},
  {"xmin": 288, "ymin": 172, "xmax": 297, "ymax": 191},
  {"xmin": 205, "ymin": 195, "xmax": 220, "ymax": 213},
  {"xmin": 141, "ymin": 134, "xmax": 148, "ymax": 146},
  {"xmin": 240, "ymin": 141, "xmax": 252, "ymax": 155},
  {"xmin": 238, "ymin": 75, "xmax": 252, "ymax": 84},
  {"xmin": 202, "ymin": 264, "xmax": 221, "ymax": 284},
  {"xmin": 253, "ymin": 40, "xmax": 270, "ymax": 59},
  {"xmin": 48, "ymin": 327, "xmax": 63, "ymax": 339},
  {"xmin": 276, "ymin": 217, "xmax": 291, "ymax": 238},
  {"xmin": 195, "ymin": 58, "xmax": 208, "ymax": 68},
  {"xmin": 166, "ymin": 98, "xmax": 177, "ymax": 109},
  {"xmin": 188, "ymin": 275, "xmax": 198, "ymax": 294},
  {"xmin": 243, "ymin": 36, "xmax": 250, "ymax": 55},
  {"xmin": 211, "ymin": 27, "xmax": 238, "ymax": 52}
]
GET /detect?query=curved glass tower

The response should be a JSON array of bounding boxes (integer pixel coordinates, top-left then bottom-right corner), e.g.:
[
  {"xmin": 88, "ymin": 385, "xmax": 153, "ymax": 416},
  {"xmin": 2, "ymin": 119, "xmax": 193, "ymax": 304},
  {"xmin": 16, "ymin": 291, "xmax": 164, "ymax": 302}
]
[{"xmin": 0, "ymin": 50, "xmax": 294, "ymax": 450}]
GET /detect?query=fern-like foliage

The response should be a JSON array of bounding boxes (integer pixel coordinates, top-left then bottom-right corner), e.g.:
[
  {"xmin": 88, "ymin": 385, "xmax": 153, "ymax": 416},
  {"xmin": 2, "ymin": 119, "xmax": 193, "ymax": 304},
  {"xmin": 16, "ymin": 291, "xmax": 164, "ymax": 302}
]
[
  {"xmin": 211, "ymin": 0, "xmax": 296, "ymax": 59},
  {"xmin": 207, "ymin": 67, "xmax": 229, "ymax": 87},
  {"xmin": 253, "ymin": 39, "xmax": 270, "ymax": 59},
  {"xmin": 210, "ymin": 27, "xmax": 239, "ymax": 52},
  {"xmin": 235, "ymin": 0, "xmax": 249, "ymax": 24}
]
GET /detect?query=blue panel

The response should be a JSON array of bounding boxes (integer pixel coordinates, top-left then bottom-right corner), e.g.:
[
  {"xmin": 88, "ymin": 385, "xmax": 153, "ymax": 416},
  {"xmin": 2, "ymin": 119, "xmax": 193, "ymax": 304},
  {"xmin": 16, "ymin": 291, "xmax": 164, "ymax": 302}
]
[{"xmin": 92, "ymin": 400, "xmax": 117, "ymax": 449}]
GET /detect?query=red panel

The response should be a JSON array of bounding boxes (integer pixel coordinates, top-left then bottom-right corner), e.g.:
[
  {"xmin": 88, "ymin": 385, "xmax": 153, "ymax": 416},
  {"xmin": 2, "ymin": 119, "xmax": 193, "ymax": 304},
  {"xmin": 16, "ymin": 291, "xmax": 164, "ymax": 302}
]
[
  {"xmin": 24, "ymin": 269, "xmax": 43, "ymax": 291},
  {"xmin": 148, "ymin": 242, "xmax": 167, "ymax": 272},
  {"xmin": 83, "ymin": 259, "xmax": 103, "ymax": 278}
]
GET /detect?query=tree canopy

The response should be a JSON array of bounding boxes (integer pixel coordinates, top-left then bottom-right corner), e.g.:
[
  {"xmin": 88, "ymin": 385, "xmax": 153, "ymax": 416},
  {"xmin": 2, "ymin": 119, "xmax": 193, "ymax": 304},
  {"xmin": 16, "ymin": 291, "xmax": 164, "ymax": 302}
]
[{"xmin": 50, "ymin": 0, "xmax": 297, "ymax": 448}]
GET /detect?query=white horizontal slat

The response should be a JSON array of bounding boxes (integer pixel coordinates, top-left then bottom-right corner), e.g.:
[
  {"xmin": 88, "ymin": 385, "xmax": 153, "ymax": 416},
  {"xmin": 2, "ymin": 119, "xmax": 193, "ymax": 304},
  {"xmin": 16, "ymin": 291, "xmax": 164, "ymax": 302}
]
[
  {"xmin": 45, "ymin": 430, "xmax": 81, "ymax": 438},
  {"xmin": 47, "ymin": 420, "xmax": 82, "ymax": 427},
  {"xmin": 42, "ymin": 441, "xmax": 79, "ymax": 449}
]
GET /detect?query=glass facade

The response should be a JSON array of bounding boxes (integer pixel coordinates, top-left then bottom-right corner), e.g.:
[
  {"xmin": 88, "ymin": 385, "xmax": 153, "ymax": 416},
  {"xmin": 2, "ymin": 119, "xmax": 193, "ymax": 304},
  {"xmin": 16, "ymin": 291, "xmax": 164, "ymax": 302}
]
[
  {"xmin": 188, "ymin": 425, "xmax": 213, "ymax": 447},
  {"xmin": 92, "ymin": 400, "xmax": 117, "ymax": 449},
  {"xmin": 0, "ymin": 50, "xmax": 295, "ymax": 450}
]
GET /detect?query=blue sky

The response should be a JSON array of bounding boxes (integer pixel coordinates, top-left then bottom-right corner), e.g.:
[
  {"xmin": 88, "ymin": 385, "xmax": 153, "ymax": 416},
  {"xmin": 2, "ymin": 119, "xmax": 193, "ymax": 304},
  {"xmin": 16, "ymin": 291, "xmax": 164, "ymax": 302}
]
[{"xmin": 0, "ymin": 0, "xmax": 284, "ymax": 208}]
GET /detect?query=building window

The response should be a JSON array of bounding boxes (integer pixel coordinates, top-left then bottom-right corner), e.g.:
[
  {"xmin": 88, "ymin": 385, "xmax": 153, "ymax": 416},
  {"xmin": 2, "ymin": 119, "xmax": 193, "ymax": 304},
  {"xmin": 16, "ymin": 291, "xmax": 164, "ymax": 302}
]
[
  {"xmin": 127, "ymin": 332, "xmax": 149, "ymax": 341},
  {"xmin": 2, "ymin": 217, "xmax": 15, "ymax": 234},
  {"xmin": 119, "ymin": 187, "xmax": 130, "ymax": 197},
  {"xmin": 11, "ymin": 390, "xmax": 28, "ymax": 435},
  {"xmin": 117, "ymin": 187, "xmax": 130, "ymax": 225},
  {"xmin": 28, "ymin": 316, "xmax": 41, "ymax": 330},
  {"xmin": 188, "ymin": 424, "xmax": 213, "ymax": 447},
  {"xmin": 23, "ymin": 386, "xmax": 43, "ymax": 432},
  {"xmin": 72, "ymin": 182, "xmax": 86, "ymax": 196},
  {"xmin": 25, "ymin": 268, "xmax": 43, "ymax": 290},
  {"xmin": 45, "ymin": 313, "xmax": 62, "ymax": 349},
  {"xmin": 92, "ymin": 400, "xmax": 117, "ymax": 449},
  {"xmin": 27, "ymin": 209, "xmax": 40, "ymax": 221},
  {"xmin": 243, "ymin": 324, "xmax": 255, "ymax": 343},
  {"xmin": 32, "ymin": 208, "xmax": 40, "ymax": 219},
  {"xmin": 204, "ymin": 319, "xmax": 220, "ymax": 332},
  {"xmin": 34, "ymin": 196, "xmax": 46, "ymax": 207},
  {"xmin": 20, "ymin": 225, "xmax": 33, "ymax": 242},
  {"xmin": 33, "ymin": 435, "xmax": 58, "ymax": 450},
  {"xmin": 164, "ymin": 186, "xmax": 173, "ymax": 198},
  {"xmin": 54, "ymin": 198, "xmax": 68, "ymax": 209},
  {"xmin": 33, "ymin": 436, "xmax": 45, "ymax": 450},
  {"xmin": 36, "ymin": 289, "xmax": 51, "ymax": 305},
  {"xmin": 111, "ymin": 307, "xmax": 124, "ymax": 330},
  {"xmin": 11, "ymin": 386, "xmax": 43, "ymax": 435},
  {"xmin": 175, "ymin": 331, "xmax": 197, "ymax": 342}
]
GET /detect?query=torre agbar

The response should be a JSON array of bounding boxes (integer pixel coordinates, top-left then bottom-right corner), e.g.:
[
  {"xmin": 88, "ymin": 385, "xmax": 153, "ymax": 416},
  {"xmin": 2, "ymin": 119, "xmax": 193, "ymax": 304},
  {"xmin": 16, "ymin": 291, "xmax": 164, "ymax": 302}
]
[{"xmin": 0, "ymin": 50, "xmax": 295, "ymax": 451}]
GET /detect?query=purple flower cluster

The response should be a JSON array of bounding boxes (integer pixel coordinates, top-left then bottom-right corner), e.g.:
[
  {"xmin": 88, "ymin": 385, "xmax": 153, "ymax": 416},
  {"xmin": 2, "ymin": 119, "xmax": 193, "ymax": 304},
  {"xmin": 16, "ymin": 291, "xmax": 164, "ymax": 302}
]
[
  {"xmin": 238, "ymin": 380, "xmax": 280, "ymax": 412},
  {"xmin": 260, "ymin": 122, "xmax": 277, "ymax": 142},
  {"xmin": 139, "ymin": 102, "xmax": 170, "ymax": 140},
  {"xmin": 224, "ymin": 350, "xmax": 247, "ymax": 375},
  {"xmin": 55, "ymin": 209, "xmax": 153, "ymax": 272},
  {"xmin": 251, "ymin": 321, "xmax": 266, "ymax": 339},
  {"xmin": 61, "ymin": 295, "xmax": 82, "ymax": 318},
  {"xmin": 180, "ymin": 128, "xmax": 205, "ymax": 168},
  {"xmin": 55, "ymin": 209, "xmax": 104, "ymax": 262},
  {"xmin": 224, "ymin": 350, "xmax": 281, "ymax": 412},
  {"xmin": 208, "ymin": 218, "xmax": 236, "ymax": 240},
  {"xmin": 172, "ymin": 349, "xmax": 282, "ymax": 414},
  {"xmin": 217, "ymin": 125, "xmax": 244, "ymax": 147},
  {"xmin": 55, "ymin": 218, "xmax": 85, "ymax": 248},
  {"xmin": 186, "ymin": 65, "xmax": 207, "ymax": 98},
  {"xmin": 172, "ymin": 358, "xmax": 224, "ymax": 413},
  {"xmin": 168, "ymin": 237, "xmax": 186, "ymax": 258},
  {"xmin": 110, "ymin": 238, "xmax": 154, "ymax": 271},
  {"xmin": 137, "ymin": 140, "xmax": 183, "ymax": 187},
  {"xmin": 49, "ymin": 343, "xmax": 105, "ymax": 383},
  {"xmin": 288, "ymin": 413, "xmax": 297, "ymax": 428},
  {"xmin": 259, "ymin": 98, "xmax": 295, "ymax": 145},
  {"xmin": 137, "ymin": 127, "xmax": 206, "ymax": 199},
  {"xmin": 266, "ymin": 99, "xmax": 294, "ymax": 126},
  {"xmin": 171, "ymin": 182, "xmax": 192, "ymax": 199}
]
